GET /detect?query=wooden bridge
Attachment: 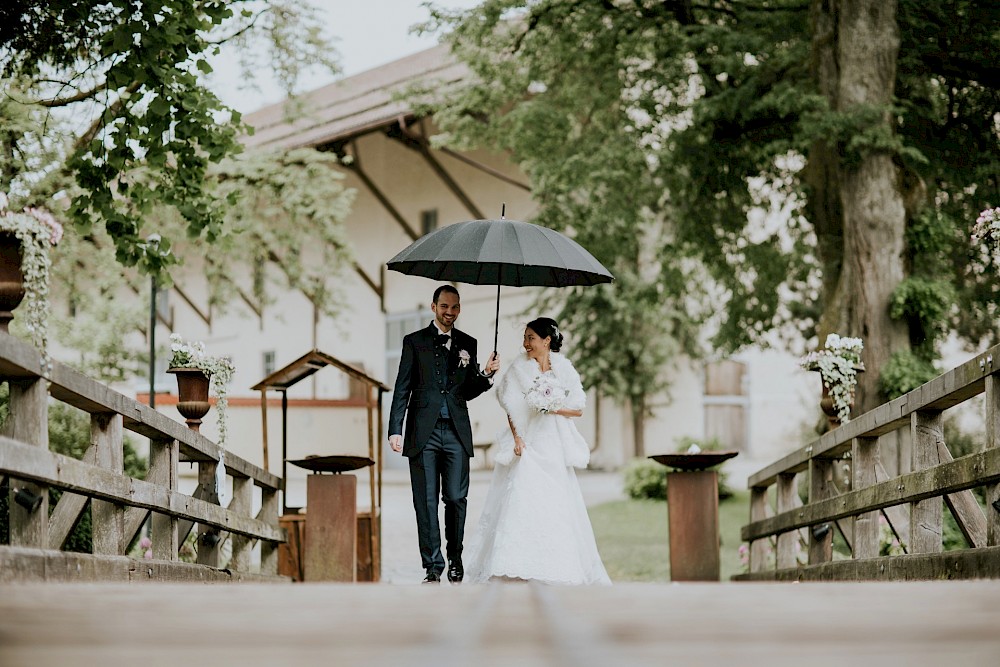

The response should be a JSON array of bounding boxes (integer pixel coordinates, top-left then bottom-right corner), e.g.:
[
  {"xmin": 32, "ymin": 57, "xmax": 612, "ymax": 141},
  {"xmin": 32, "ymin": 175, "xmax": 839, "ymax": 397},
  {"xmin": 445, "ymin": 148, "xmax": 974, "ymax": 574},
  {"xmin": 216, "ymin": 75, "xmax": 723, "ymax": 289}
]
[
  {"xmin": 3, "ymin": 331, "xmax": 1000, "ymax": 664},
  {"xmin": 738, "ymin": 343, "xmax": 1000, "ymax": 581}
]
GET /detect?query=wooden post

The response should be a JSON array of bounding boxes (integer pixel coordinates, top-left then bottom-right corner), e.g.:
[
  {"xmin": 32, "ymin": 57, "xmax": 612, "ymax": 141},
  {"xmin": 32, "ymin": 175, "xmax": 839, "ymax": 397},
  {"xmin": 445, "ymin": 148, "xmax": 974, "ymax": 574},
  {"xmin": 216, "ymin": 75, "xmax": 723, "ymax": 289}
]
[
  {"xmin": 985, "ymin": 375, "xmax": 1000, "ymax": 547},
  {"xmin": 91, "ymin": 413, "xmax": 125, "ymax": 555},
  {"xmin": 776, "ymin": 473, "xmax": 798, "ymax": 569},
  {"xmin": 304, "ymin": 474, "xmax": 358, "ymax": 582},
  {"xmin": 196, "ymin": 459, "xmax": 221, "ymax": 567},
  {"xmin": 260, "ymin": 389, "xmax": 269, "ymax": 473},
  {"xmin": 937, "ymin": 438, "xmax": 987, "ymax": 548},
  {"xmin": 149, "ymin": 439, "xmax": 179, "ymax": 560},
  {"xmin": 749, "ymin": 486, "xmax": 769, "ymax": 573},
  {"xmin": 808, "ymin": 459, "xmax": 834, "ymax": 564},
  {"xmin": 667, "ymin": 471, "xmax": 720, "ymax": 581},
  {"xmin": 852, "ymin": 437, "xmax": 879, "ymax": 559},
  {"xmin": 910, "ymin": 410, "xmax": 943, "ymax": 553},
  {"xmin": 259, "ymin": 487, "xmax": 279, "ymax": 575},
  {"xmin": 5, "ymin": 377, "xmax": 49, "ymax": 548},
  {"xmin": 229, "ymin": 476, "xmax": 253, "ymax": 572}
]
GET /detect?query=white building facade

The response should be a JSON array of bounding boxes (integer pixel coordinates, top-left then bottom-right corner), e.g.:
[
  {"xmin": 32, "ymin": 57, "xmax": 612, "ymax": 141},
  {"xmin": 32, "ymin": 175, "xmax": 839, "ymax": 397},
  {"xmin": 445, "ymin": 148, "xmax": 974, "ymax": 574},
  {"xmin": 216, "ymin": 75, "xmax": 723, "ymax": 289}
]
[{"xmin": 137, "ymin": 44, "xmax": 825, "ymax": 503}]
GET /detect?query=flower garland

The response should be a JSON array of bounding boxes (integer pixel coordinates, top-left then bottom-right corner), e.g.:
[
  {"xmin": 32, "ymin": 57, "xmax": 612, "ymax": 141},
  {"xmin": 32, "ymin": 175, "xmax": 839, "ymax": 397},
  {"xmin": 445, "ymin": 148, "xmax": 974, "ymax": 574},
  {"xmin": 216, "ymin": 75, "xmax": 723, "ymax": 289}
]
[
  {"xmin": 0, "ymin": 192, "xmax": 64, "ymax": 369},
  {"xmin": 168, "ymin": 333, "xmax": 236, "ymax": 446},
  {"xmin": 800, "ymin": 333, "xmax": 864, "ymax": 423}
]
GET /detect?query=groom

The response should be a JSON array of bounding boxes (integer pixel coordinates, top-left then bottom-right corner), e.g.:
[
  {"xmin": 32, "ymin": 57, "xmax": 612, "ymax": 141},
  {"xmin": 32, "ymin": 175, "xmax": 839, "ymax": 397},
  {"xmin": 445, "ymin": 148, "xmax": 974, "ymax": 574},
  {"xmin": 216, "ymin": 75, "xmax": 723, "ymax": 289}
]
[{"xmin": 388, "ymin": 285, "xmax": 500, "ymax": 583}]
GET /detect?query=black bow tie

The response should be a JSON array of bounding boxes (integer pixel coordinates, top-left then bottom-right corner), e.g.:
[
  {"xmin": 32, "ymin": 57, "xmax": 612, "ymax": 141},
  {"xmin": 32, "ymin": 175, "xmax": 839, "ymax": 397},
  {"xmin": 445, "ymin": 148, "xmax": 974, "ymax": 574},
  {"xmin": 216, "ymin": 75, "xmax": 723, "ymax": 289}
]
[{"xmin": 435, "ymin": 333, "xmax": 450, "ymax": 348}]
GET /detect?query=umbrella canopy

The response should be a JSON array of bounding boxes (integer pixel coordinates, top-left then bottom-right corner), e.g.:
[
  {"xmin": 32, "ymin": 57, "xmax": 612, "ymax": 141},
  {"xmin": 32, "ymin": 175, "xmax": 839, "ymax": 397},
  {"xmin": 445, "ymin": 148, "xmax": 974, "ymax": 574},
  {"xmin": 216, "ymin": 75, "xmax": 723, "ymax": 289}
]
[
  {"xmin": 387, "ymin": 218, "xmax": 613, "ymax": 287},
  {"xmin": 387, "ymin": 217, "xmax": 614, "ymax": 353}
]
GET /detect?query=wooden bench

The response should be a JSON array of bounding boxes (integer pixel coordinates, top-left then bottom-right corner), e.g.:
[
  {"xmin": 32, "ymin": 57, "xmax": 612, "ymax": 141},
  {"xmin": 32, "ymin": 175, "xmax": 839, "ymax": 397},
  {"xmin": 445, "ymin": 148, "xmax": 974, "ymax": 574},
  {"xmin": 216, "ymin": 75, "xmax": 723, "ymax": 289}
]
[{"xmin": 473, "ymin": 442, "xmax": 493, "ymax": 469}]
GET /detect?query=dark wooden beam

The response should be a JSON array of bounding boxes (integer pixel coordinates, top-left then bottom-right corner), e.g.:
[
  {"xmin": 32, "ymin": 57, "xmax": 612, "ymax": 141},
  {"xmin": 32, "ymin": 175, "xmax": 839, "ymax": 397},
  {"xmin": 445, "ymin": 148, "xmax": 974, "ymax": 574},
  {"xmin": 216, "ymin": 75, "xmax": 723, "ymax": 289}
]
[
  {"xmin": 354, "ymin": 262, "xmax": 384, "ymax": 304},
  {"xmin": 345, "ymin": 141, "xmax": 420, "ymax": 241},
  {"xmin": 438, "ymin": 146, "xmax": 532, "ymax": 192},
  {"xmin": 172, "ymin": 283, "xmax": 211, "ymax": 327},
  {"xmin": 388, "ymin": 118, "xmax": 485, "ymax": 220}
]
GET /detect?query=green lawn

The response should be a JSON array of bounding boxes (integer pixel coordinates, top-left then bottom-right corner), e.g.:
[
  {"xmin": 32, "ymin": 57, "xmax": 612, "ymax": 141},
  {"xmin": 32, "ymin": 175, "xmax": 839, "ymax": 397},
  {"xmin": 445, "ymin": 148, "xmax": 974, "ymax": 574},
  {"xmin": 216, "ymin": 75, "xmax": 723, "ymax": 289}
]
[{"xmin": 589, "ymin": 489, "xmax": 750, "ymax": 582}]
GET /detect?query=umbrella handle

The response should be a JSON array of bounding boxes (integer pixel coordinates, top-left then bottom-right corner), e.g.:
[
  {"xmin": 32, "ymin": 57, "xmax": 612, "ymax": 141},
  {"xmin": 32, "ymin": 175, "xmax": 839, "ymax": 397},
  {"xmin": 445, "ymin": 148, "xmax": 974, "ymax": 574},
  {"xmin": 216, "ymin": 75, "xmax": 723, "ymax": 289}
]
[{"xmin": 493, "ymin": 283, "xmax": 500, "ymax": 357}]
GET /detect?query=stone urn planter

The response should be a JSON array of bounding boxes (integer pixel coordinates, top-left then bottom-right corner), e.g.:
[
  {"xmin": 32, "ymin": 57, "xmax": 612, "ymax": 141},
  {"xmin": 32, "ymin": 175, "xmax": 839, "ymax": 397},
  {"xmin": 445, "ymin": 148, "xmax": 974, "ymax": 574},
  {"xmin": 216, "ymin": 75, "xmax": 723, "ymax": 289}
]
[
  {"xmin": 0, "ymin": 232, "xmax": 25, "ymax": 333},
  {"xmin": 168, "ymin": 367, "xmax": 212, "ymax": 432},
  {"xmin": 815, "ymin": 366, "xmax": 864, "ymax": 428}
]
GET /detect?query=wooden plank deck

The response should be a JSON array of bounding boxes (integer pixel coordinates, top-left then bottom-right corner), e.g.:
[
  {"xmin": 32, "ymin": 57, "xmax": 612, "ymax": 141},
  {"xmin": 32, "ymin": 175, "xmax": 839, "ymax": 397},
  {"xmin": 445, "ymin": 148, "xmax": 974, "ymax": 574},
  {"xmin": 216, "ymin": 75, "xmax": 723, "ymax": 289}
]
[{"xmin": 2, "ymin": 581, "xmax": 998, "ymax": 666}]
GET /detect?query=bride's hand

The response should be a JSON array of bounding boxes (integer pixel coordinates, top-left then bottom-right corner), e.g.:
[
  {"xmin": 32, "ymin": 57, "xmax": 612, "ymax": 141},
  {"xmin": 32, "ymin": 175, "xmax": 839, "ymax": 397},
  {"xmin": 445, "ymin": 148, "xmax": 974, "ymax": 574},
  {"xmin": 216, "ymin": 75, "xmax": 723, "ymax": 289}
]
[{"xmin": 514, "ymin": 435, "xmax": 525, "ymax": 456}]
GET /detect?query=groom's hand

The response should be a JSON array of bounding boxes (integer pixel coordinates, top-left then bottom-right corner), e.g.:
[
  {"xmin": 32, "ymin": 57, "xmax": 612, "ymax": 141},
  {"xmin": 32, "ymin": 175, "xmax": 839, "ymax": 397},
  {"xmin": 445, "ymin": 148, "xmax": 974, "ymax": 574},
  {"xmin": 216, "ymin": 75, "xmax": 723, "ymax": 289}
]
[
  {"xmin": 483, "ymin": 351, "xmax": 500, "ymax": 376},
  {"xmin": 389, "ymin": 434, "xmax": 402, "ymax": 453}
]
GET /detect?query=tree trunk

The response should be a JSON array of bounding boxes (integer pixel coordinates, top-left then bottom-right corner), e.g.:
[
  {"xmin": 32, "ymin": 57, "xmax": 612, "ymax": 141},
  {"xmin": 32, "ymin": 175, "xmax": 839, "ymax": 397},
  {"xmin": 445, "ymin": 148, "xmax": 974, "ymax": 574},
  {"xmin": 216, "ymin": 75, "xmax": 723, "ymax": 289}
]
[
  {"xmin": 808, "ymin": 0, "xmax": 910, "ymax": 415},
  {"xmin": 631, "ymin": 395, "xmax": 646, "ymax": 459}
]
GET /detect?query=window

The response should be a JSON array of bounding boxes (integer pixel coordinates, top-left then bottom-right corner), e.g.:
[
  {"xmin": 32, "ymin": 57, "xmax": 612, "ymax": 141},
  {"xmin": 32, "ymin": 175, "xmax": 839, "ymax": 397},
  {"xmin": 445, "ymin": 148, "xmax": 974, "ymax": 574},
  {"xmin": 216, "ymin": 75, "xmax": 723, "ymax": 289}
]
[
  {"xmin": 421, "ymin": 209, "xmax": 438, "ymax": 236},
  {"xmin": 263, "ymin": 350, "xmax": 276, "ymax": 377},
  {"xmin": 385, "ymin": 310, "xmax": 426, "ymax": 388}
]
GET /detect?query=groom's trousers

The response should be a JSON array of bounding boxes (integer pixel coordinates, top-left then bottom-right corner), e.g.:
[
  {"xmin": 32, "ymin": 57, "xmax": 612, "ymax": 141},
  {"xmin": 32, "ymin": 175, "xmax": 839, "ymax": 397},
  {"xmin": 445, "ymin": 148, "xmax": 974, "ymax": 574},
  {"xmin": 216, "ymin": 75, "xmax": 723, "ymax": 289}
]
[{"xmin": 408, "ymin": 418, "xmax": 470, "ymax": 574}]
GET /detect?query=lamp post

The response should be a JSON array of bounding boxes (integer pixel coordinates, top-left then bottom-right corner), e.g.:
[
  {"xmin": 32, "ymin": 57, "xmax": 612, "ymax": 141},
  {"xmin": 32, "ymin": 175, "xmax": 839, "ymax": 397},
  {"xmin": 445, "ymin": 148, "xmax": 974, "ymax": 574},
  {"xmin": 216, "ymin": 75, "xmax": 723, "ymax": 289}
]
[
  {"xmin": 145, "ymin": 234, "xmax": 162, "ymax": 410},
  {"xmin": 149, "ymin": 273, "xmax": 156, "ymax": 409}
]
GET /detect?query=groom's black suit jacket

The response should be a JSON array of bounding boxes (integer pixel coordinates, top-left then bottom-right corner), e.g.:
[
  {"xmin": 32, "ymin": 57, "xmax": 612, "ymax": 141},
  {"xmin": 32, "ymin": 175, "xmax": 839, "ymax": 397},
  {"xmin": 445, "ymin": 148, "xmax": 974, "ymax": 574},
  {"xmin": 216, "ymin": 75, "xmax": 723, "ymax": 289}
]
[{"xmin": 388, "ymin": 323, "xmax": 493, "ymax": 457}]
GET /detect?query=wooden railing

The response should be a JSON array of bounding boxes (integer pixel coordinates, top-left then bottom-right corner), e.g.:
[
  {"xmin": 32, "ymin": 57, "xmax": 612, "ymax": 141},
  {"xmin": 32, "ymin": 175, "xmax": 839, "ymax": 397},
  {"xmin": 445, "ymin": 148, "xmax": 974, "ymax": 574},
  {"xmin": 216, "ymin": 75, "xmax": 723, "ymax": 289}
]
[
  {"xmin": 737, "ymin": 343, "xmax": 1000, "ymax": 581},
  {"xmin": 0, "ymin": 333, "xmax": 287, "ymax": 582}
]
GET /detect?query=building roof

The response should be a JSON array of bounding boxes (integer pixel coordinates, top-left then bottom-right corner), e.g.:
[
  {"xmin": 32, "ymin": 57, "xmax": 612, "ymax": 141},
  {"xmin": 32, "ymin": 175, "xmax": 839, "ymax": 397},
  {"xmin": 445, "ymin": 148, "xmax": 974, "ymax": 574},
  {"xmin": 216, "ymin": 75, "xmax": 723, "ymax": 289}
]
[
  {"xmin": 242, "ymin": 43, "xmax": 466, "ymax": 151},
  {"xmin": 250, "ymin": 348, "xmax": 390, "ymax": 393}
]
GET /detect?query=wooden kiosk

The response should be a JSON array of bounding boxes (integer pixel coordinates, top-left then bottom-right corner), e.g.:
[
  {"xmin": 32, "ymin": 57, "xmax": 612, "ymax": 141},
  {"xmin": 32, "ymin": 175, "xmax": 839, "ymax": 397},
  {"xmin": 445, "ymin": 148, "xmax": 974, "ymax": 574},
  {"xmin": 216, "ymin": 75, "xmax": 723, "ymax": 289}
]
[{"xmin": 251, "ymin": 350, "xmax": 389, "ymax": 582}]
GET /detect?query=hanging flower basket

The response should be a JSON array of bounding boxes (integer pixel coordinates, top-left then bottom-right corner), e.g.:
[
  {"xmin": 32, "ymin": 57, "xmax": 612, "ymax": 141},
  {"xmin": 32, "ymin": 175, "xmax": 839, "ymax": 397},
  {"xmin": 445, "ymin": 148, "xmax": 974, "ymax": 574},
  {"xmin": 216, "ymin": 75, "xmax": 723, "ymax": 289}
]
[
  {"xmin": 0, "ymin": 232, "xmax": 25, "ymax": 332},
  {"xmin": 801, "ymin": 333, "xmax": 865, "ymax": 426},
  {"xmin": 167, "ymin": 333, "xmax": 235, "ymax": 445},
  {"xmin": 0, "ymin": 193, "xmax": 64, "ymax": 361},
  {"xmin": 168, "ymin": 367, "xmax": 212, "ymax": 432},
  {"xmin": 817, "ymin": 366, "xmax": 865, "ymax": 427}
]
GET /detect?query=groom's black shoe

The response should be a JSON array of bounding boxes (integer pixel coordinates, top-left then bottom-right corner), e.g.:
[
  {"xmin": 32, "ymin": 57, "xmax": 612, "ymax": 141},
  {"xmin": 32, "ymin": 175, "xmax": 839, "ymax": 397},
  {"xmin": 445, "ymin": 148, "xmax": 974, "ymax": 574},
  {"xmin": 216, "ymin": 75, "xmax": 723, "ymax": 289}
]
[
  {"xmin": 447, "ymin": 559, "xmax": 464, "ymax": 583},
  {"xmin": 422, "ymin": 571, "xmax": 441, "ymax": 584}
]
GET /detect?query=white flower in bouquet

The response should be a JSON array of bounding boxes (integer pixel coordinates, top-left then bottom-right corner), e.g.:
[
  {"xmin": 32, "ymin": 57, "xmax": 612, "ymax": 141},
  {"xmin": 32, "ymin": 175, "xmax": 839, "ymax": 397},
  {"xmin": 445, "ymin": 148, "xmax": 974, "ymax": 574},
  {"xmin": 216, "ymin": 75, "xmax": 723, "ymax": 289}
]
[{"xmin": 525, "ymin": 373, "xmax": 568, "ymax": 414}]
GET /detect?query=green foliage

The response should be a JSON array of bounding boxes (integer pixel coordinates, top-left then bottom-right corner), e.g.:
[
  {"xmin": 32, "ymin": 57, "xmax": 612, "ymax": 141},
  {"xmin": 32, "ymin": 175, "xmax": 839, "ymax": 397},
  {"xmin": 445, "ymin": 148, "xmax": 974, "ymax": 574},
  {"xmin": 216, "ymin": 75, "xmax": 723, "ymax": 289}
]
[
  {"xmin": 623, "ymin": 458, "xmax": 666, "ymax": 501},
  {"xmin": 419, "ymin": 0, "xmax": 1000, "ymax": 415},
  {"xmin": 889, "ymin": 278, "xmax": 955, "ymax": 357},
  {"xmin": 879, "ymin": 350, "xmax": 938, "ymax": 400},
  {"xmin": 943, "ymin": 417, "xmax": 983, "ymax": 460},
  {"xmin": 0, "ymin": 0, "xmax": 340, "ymax": 277}
]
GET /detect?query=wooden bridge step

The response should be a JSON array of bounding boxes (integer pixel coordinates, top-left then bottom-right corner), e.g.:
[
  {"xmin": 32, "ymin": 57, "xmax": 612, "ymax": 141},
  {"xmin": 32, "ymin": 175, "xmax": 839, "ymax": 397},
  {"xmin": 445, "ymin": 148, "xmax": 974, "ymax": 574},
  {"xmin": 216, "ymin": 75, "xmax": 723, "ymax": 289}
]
[{"xmin": 1, "ymin": 581, "xmax": 998, "ymax": 666}]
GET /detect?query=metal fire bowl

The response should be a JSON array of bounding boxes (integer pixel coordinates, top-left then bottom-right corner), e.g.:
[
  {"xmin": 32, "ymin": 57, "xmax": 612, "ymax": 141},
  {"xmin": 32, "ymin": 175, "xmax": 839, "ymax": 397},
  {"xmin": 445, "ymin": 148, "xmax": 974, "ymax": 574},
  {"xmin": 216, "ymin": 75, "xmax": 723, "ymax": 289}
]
[
  {"xmin": 649, "ymin": 451, "xmax": 739, "ymax": 471},
  {"xmin": 287, "ymin": 455, "xmax": 375, "ymax": 474}
]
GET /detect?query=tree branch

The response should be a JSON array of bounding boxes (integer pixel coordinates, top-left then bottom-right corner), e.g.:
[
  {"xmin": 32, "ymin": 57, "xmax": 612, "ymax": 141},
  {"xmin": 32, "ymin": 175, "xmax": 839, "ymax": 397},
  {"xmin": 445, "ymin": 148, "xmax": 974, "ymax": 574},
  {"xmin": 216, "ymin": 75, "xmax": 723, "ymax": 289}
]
[
  {"xmin": 206, "ymin": 6, "xmax": 270, "ymax": 46},
  {"xmin": 36, "ymin": 80, "xmax": 110, "ymax": 108},
  {"xmin": 71, "ymin": 80, "xmax": 141, "ymax": 154}
]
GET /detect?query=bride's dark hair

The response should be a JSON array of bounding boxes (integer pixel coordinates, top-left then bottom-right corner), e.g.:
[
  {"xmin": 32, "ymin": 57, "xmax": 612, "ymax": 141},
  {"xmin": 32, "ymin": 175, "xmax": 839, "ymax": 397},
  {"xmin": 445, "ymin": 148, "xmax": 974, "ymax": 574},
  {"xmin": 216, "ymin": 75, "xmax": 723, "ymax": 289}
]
[{"xmin": 526, "ymin": 317, "xmax": 564, "ymax": 352}]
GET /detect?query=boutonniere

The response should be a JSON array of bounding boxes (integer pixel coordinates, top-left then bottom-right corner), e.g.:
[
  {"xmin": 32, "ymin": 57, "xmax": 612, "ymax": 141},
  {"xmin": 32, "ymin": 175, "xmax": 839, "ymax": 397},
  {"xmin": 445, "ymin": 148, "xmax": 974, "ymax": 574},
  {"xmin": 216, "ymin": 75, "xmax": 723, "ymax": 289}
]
[{"xmin": 458, "ymin": 349, "xmax": 470, "ymax": 367}]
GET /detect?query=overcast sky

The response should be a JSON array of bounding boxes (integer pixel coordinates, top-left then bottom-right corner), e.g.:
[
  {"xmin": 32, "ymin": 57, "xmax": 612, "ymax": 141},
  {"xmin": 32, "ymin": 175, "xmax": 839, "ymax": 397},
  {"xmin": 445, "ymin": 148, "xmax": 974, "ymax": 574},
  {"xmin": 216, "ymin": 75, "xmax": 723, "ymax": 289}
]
[{"xmin": 209, "ymin": 0, "xmax": 481, "ymax": 114}]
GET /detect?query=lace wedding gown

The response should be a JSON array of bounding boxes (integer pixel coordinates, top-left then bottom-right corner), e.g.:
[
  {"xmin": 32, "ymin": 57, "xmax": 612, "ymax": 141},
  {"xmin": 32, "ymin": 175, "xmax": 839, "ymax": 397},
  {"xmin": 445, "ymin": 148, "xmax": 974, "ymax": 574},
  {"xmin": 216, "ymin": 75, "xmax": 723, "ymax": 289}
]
[{"xmin": 465, "ymin": 353, "xmax": 611, "ymax": 585}]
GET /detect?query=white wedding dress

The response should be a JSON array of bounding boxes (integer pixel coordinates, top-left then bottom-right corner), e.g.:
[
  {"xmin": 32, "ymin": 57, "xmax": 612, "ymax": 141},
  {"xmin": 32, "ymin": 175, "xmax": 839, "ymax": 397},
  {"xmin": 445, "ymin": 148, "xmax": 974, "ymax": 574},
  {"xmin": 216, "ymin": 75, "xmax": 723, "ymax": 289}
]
[{"xmin": 465, "ymin": 352, "xmax": 611, "ymax": 585}]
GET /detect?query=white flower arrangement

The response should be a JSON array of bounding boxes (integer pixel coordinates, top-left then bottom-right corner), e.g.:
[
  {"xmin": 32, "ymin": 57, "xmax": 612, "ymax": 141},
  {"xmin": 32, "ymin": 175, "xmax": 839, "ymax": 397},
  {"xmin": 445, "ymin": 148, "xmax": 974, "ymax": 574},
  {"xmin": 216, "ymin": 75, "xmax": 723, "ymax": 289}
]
[
  {"xmin": 168, "ymin": 333, "xmax": 236, "ymax": 446},
  {"xmin": 458, "ymin": 349, "xmax": 470, "ymax": 367},
  {"xmin": 0, "ymin": 192, "xmax": 64, "ymax": 368},
  {"xmin": 524, "ymin": 373, "xmax": 568, "ymax": 414},
  {"xmin": 970, "ymin": 207, "xmax": 1000, "ymax": 247},
  {"xmin": 800, "ymin": 333, "xmax": 865, "ymax": 424}
]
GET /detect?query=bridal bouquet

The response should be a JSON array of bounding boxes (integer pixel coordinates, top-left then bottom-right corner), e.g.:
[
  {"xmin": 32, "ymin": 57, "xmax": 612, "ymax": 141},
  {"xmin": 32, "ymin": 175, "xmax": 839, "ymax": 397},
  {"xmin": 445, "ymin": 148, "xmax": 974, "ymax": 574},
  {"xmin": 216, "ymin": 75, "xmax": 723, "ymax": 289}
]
[{"xmin": 525, "ymin": 374, "xmax": 568, "ymax": 414}]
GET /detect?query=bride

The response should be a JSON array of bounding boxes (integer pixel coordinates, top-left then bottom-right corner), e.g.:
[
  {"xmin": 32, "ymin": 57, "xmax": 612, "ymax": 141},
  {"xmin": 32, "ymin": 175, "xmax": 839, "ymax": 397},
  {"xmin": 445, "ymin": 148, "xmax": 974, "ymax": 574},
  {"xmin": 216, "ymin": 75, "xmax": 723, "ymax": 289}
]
[{"xmin": 465, "ymin": 317, "xmax": 611, "ymax": 585}]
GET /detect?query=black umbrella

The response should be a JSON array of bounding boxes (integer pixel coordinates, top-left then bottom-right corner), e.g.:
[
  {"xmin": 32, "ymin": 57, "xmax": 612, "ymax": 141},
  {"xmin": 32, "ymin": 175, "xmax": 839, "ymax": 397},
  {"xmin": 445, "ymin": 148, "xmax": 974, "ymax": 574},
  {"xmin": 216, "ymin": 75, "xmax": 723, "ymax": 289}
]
[{"xmin": 386, "ymin": 209, "xmax": 614, "ymax": 353}]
